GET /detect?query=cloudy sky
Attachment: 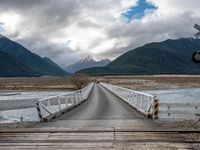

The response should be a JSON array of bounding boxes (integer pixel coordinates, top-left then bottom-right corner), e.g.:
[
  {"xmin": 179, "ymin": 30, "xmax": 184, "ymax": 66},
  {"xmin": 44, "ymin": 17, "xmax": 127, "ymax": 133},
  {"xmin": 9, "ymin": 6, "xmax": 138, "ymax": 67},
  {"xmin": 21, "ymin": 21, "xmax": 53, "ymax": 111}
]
[{"xmin": 0, "ymin": 0, "xmax": 199, "ymax": 67}]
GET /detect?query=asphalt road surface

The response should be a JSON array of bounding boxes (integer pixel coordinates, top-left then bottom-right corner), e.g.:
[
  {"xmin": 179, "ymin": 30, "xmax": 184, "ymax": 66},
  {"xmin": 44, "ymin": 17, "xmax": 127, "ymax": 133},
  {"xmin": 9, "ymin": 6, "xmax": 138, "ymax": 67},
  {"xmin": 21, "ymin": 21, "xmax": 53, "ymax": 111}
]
[{"xmin": 36, "ymin": 84, "xmax": 153, "ymax": 128}]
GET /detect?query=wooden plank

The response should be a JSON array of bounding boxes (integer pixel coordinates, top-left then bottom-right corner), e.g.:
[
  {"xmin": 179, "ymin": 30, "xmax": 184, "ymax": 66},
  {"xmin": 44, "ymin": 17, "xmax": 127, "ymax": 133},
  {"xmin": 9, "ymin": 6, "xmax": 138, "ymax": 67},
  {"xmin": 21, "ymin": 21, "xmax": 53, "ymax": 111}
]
[
  {"xmin": 115, "ymin": 132, "xmax": 186, "ymax": 142},
  {"xmin": 0, "ymin": 142, "xmax": 114, "ymax": 148},
  {"xmin": 0, "ymin": 133, "xmax": 114, "ymax": 141},
  {"xmin": 1, "ymin": 128, "xmax": 200, "ymax": 133},
  {"xmin": 0, "ymin": 127, "xmax": 115, "ymax": 133},
  {"xmin": 115, "ymin": 142, "xmax": 193, "ymax": 149}
]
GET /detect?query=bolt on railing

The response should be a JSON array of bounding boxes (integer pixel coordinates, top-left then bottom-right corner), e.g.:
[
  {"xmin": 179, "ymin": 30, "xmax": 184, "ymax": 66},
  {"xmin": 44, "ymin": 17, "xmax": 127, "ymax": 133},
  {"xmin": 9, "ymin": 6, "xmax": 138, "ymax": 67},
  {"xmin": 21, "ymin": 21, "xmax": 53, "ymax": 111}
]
[
  {"xmin": 100, "ymin": 82, "xmax": 158, "ymax": 118},
  {"xmin": 36, "ymin": 83, "xmax": 94, "ymax": 122}
]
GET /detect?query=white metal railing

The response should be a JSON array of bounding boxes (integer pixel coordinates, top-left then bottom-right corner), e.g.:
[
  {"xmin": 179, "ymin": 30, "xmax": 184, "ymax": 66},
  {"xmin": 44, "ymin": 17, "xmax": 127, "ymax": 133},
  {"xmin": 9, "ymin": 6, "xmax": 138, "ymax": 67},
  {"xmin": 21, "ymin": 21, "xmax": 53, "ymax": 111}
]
[
  {"xmin": 36, "ymin": 83, "xmax": 94, "ymax": 122},
  {"xmin": 100, "ymin": 82, "xmax": 156, "ymax": 117}
]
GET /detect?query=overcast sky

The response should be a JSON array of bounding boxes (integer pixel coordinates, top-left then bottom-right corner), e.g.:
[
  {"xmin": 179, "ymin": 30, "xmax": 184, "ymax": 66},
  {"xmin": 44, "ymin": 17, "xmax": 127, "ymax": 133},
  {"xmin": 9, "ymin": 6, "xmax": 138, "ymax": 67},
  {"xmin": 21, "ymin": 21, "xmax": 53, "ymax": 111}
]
[{"xmin": 0, "ymin": 0, "xmax": 199, "ymax": 67}]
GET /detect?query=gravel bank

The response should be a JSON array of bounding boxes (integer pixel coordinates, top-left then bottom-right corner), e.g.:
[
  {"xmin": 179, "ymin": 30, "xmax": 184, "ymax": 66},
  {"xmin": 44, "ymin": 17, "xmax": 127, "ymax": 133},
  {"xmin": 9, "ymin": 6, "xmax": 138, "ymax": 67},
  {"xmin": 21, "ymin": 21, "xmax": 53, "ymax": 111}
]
[
  {"xmin": 0, "ymin": 122, "xmax": 37, "ymax": 129},
  {"xmin": 156, "ymin": 120, "xmax": 200, "ymax": 129}
]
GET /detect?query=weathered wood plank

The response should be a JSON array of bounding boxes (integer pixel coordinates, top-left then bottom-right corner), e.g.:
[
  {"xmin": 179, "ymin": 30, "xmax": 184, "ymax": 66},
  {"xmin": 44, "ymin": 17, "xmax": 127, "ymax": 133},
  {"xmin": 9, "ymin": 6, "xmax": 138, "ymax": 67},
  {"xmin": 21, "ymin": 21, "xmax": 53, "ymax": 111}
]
[
  {"xmin": 115, "ymin": 142, "xmax": 193, "ymax": 149},
  {"xmin": 0, "ymin": 129, "xmax": 199, "ymax": 149},
  {"xmin": 0, "ymin": 142, "xmax": 114, "ymax": 148}
]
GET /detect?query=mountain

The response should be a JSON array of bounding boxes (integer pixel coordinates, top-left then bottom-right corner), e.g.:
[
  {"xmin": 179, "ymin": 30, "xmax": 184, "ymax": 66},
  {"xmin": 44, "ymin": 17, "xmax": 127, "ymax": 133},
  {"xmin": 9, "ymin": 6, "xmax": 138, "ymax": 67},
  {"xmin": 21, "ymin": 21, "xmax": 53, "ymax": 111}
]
[
  {"xmin": 0, "ymin": 34, "xmax": 68, "ymax": 77},
  {"xmin": 79, "ymin": 38, "xmax": 200, "ymax": 75},
  {"xmin": 43, "ymin": 57, "xmax": 61, "ymax": 68},
  {"xmin": 0, "ymin": 51, "xmax": 39, "ymax": 77},
  {"xmin": 65, "ymin": 55, "xmax": 111, "ymax": 73}
]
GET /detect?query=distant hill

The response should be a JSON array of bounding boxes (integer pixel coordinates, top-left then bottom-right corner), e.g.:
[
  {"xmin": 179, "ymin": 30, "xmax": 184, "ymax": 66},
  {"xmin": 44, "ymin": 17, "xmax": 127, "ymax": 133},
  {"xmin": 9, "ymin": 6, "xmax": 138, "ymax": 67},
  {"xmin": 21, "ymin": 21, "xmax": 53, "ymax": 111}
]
[
  {"xmin": 43, "ymin": 57, "xmax": 61, "ymax": 68},
  {"xmin": 0, "ymin": 51, "xmax": 39, "ymax": 77},
  {"xmin": 65, "ymin": 55, "xmax": 111, "ymax": 73},
  {"xmin": 0, "ymin": 35, "xmax": 68, "ymax": 77},
  {"xmin": 79, "ymin": 38, "xmax": 200, "ymax": 75}
]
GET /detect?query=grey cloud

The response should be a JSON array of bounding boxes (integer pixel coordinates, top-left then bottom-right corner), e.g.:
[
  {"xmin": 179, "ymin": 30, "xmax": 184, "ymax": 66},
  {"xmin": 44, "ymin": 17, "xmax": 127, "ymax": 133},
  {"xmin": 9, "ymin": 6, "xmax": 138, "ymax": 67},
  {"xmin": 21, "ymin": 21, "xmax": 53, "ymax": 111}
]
[
  {"xmin": 0, "ymin": 0, "xmax": 199, "ymax": 67},
  {"xmin": 100, "ymin": 12, "xmax": 197, "ymax": 59}
]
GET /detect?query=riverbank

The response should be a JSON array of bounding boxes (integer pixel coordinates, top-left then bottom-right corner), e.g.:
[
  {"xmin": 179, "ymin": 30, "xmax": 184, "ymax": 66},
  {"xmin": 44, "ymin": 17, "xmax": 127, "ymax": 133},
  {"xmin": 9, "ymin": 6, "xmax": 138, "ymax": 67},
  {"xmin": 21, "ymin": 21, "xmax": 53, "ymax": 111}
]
[
  {"xmin": 0, "ymin": 122, "xmax": 37, "ymax": 129},
  {"xmin": 0, "ymin": 76, "xmax": 75, "ymax": 90},
  {"xmin": 156, "ymin": 119, "xmax": 200, "ymax": 129},
  {"xmin": 97, "ymin": 75, "xmax": 200, "ymax": 90},
  {"xmin": 1, "ymin": 75, "xmax": 200, "ymax": 91}
]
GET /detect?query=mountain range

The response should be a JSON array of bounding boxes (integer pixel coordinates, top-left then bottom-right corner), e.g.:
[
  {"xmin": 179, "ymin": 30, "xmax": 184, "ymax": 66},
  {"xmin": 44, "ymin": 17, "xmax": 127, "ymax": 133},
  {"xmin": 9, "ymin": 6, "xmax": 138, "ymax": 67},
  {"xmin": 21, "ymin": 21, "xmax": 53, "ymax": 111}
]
[
  {"xmin": 0, "ymin": 35, "xmax": 68, "ymax": 77},
  {"xmin": 79, "ymin": 38, "xmax": 200, "ymax": 75},
  {"xmin": 1, "ymin": 34, "xmax": 200, "ymax": 77},
  {"xmin": 65, "ymin": 55, "xmax": 111, "ymax": 73}
]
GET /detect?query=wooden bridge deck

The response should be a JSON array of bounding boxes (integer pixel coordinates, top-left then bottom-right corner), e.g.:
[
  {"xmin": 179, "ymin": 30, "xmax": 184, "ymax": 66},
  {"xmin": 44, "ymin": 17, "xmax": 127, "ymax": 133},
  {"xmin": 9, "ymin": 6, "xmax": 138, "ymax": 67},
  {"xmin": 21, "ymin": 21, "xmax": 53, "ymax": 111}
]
[{"xmin": 0, "ymin": 128, "xmax": 199, "ymax": 149}]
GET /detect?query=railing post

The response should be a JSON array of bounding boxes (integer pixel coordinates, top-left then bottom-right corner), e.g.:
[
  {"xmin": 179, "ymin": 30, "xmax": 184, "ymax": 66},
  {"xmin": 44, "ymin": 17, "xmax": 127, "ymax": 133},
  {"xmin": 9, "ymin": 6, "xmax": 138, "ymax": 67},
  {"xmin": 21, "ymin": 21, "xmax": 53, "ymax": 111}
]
[
  {"xmin": 130, "ymin": 92, "xmax": 133, "ymax": 103},
  {"xmin": 58, "ymin": 96, "xmax": 61, "ymax": 111},
  {"xmin": 153, "ymin": 96, "xmax": 159, "ymax": 119},
  {"xmin": 74, "ymin": 94, "xmax": 76, "ymax": 104},
  {"xmin": 70, "ymin": 94, "xmax": 73, "ymax": 105},
  {"xmin": 36, "ymin": 102, "xmax": 43, "ymax": 122},
  {"xmin": 136, "ymin": 94, "xmax": 139, "ymax": 107},
  {"xmin": 141, "ymin": 95, "xmax": 144, "ymax": 110},
  {"xmin": 80, "ymin": 91, "xmax": 83, "ymax": 101},
  {"xmin": 148, "ymin": 97, "xmax": 151, "ymax": 111},
  {"xmin": 73, "ymin": 94, "xmax": 76, "ymax": 105},
  {"xmin": 65, "ymin": 96, "xmax": 68, "ymax": 108},
  {"xmin": 76, "ymin": 92, "xmax": 79, "ymax": 103},
  {"xmin": 47, "ymin": 99, "xmax": 50, "ymax": 108},
  {"xmin": 127, "ymin": 91, "xmax": 130, "ymax": 102}
]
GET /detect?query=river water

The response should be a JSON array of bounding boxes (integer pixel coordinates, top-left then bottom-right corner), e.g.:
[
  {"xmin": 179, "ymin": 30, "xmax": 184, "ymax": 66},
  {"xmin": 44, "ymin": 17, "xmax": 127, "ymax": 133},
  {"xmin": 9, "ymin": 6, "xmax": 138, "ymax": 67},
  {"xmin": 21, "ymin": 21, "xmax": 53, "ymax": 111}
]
[
  {"xmin": 0, "ymin": 90, "xmax": 68, "ymax": 122},
  {"xmin": 143, "ymin": 88, "xmax": 200, "ymax": 119},
  {"xmin": 0, "ymin": 88, "xmax": 200, "ymax": 122},
  {"xmin": 143, "ymin": 88, "xmax": 200, "ymax": 103}
]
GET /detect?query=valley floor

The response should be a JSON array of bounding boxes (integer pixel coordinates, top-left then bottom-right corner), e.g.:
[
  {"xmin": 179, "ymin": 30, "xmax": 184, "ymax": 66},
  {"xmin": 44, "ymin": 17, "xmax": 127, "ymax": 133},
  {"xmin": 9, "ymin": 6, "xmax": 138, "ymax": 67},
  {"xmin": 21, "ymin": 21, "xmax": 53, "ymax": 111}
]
[
  {"xmin": 95, "ymin": 75, "xmax": 200, "ymax": 90},
  {"xmin": 0, "ymin": 76, "xmax": 74, "ymax": 90},
  {"xmin": 1, "ymin": 75, "xmax": 200, "ymax": 90}
]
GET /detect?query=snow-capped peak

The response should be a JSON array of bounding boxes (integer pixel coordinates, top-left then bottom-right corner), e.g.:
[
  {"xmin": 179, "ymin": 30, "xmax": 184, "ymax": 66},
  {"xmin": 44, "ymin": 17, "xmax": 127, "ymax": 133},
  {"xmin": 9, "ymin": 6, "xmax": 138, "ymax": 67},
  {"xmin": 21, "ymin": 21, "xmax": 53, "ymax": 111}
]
[
  {"xmin": 86, "ymin": 55, "xmax": 102, "ymax": 62},
  {"xmin": 79, "ymin": 55, "xmax": 104, "ymax": 64},
  {"xmin": 65, "ymin": 55, "xmax": 111, "ymax": 73}
]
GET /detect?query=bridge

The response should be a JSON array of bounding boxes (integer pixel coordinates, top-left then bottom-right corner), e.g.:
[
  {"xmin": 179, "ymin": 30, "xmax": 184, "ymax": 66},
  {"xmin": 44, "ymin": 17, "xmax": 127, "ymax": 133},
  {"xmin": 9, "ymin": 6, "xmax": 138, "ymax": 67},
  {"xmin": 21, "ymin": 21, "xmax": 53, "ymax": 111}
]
[{"xmin": 0, "ymin": 83, "xmax": 199, "ymax": 149}]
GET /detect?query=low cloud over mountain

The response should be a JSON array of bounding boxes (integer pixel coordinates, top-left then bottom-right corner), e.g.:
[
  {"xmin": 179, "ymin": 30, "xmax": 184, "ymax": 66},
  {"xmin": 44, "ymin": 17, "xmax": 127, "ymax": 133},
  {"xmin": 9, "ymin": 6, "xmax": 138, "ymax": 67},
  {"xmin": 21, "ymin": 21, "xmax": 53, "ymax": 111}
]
[{"xmin": 0, "ymin": 0, "xmax": 199, "ymax": 66}]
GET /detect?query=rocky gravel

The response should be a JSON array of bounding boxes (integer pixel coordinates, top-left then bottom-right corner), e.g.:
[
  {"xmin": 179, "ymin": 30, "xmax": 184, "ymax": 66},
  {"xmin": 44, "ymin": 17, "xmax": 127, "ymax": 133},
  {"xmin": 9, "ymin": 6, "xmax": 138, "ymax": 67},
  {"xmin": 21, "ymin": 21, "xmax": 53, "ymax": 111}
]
[
  {"xmin": 156, "ymin": 120, "xmax": 200, "ymax": 129},
  {"xmin": 0, "ymin": 122, "xmax": 37, "ymax": 129}
]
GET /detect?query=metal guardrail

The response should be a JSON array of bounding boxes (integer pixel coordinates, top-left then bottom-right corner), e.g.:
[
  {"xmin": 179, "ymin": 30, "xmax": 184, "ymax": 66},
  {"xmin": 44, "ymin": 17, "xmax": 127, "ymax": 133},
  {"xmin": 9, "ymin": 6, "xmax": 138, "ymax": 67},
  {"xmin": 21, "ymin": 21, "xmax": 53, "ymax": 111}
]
[
  {"xmin": 36, "ymin": 83, "xmax": 94, "ymax": 122},
  {"xmin": 100, "ymin": 82, "xmax": 158, "ymax": 118}
]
